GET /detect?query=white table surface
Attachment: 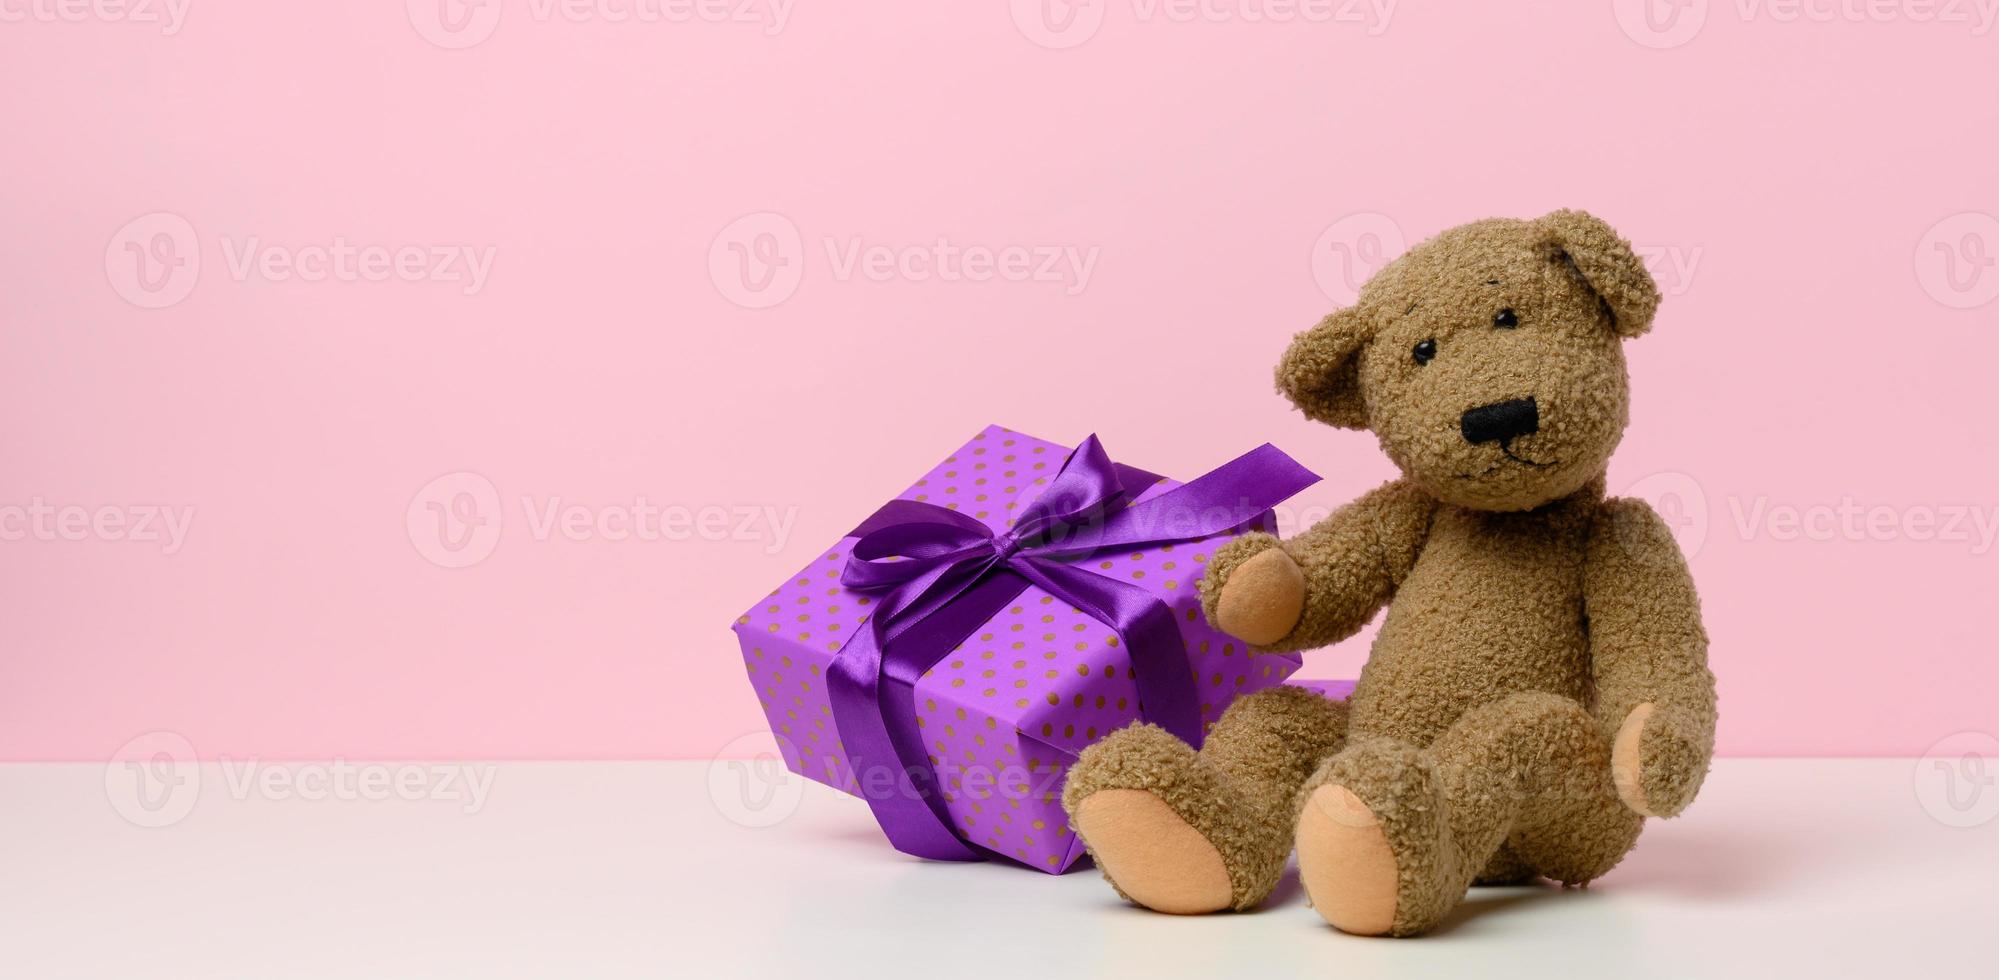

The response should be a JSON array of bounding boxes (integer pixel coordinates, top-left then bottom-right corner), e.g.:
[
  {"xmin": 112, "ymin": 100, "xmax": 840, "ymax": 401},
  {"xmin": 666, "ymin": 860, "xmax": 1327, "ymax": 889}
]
[{"xmin": 5, "ymin": 757, "xmax": 1994, "ymax": 979}]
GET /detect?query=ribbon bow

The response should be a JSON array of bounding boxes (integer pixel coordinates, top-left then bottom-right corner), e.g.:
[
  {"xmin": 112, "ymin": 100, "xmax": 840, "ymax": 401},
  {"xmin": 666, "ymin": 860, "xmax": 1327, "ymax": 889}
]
[{"xmin": 827, "ymin": 435, "xmax": 1317, "ymax": 862}]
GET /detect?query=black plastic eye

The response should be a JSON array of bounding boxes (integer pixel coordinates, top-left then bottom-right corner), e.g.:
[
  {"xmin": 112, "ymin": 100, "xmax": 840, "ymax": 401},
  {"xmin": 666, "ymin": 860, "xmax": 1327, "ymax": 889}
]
[
  {"xmin": 1412, "ymin": 339, "xmax": 1437, "ymax": 365},
  {"xmin": 1494, "ymin": 308, "xmax": 1519, "ymax": 329}
]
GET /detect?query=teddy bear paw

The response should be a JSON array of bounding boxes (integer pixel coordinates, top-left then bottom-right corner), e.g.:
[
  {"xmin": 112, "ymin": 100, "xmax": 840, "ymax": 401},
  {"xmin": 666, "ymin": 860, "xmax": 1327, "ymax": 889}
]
[
  {"xmin": 1296, "ymin": 742, "xmax": 1459, "ymax": 937},
  {"xmin": 1062, "ymin": 726, "xmax": 1235, "ymax": 914},
  {"xmin": 1612, "ymin": 703, "xmax": 1709, "ymax": 818},
  {"xmin": 1199, "ymin": 533, "xmax": 1305, "ymax": 647},
  {"xmin": 1296, "ymin": 784, "xmax": 1401, "ymax": 935},
  {"xmin": 1072, "ymin": 789, "xmax": 1233, "ymax": 915}
]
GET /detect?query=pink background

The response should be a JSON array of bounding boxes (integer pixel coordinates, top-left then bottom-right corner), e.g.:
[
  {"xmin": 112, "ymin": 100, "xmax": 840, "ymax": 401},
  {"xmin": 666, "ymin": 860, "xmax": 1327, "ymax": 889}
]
[{"xmin": 3, "ymin": 3, "xmax": 1994, "ymax": 761}]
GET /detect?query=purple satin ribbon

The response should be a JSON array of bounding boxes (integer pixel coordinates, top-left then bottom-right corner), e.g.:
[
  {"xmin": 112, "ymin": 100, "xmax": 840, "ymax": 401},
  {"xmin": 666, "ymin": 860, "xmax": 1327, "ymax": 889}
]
[{"xmin": 826, "ymin": 435, "xmax": 1318, "ymax": 862}]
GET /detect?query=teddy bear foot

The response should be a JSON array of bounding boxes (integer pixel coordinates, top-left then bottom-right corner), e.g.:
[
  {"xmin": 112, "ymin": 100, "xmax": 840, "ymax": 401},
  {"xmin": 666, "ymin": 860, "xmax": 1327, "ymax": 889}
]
[
  {"xmin": 1296, "ymin": 742, "xmax": 1459, "ymax": 937},
  {"xmin": 1063, "ymin": 724, "xmax": 1287, "ymax": 914},
  {"xmin": 1072, "ymin": 789, "xmax": 1233, "ymax": 914},
  {"xmin": 1295, "ymin": 784, "xmax": 1400, "ymax": 935}
]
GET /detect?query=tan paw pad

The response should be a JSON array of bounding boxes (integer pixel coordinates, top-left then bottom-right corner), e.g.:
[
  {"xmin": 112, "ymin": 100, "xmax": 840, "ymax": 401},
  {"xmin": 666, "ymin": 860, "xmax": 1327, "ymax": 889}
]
[
  {"xmin": 1073, "ymin": 789, "xmax": 1232, "ymax": 915},
  {"xmin": 1214, "ymin": 548, "xmax": 1305, "ymax": 646},
  {"xmin": 1296, "ymin": 784, "xmax": 1399, "ymax": 936}
]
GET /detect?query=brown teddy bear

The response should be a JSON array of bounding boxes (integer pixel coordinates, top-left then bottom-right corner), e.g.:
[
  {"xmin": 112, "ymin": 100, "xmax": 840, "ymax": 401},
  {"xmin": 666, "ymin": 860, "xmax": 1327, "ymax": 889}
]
[{"xmin": 1060, "ymin": 210, "xmax": 1715, "ymax": 937}]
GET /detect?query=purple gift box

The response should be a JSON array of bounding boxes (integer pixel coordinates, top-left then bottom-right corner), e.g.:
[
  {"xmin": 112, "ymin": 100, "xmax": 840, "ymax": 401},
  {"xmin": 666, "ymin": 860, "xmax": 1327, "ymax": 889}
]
[{"xmin": 732, "ymin": 425, "xmax": 1323, "ymax": 872}]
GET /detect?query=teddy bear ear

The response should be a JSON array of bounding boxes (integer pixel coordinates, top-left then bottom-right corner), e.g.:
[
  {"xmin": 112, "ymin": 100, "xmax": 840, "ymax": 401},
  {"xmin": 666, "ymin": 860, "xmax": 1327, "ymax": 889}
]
[
  {"xmin": 1277, "ymin": 306, "xmax": 1373, "ymax": 429},
  {"xmin": 1536, "ymin": 209, "xmax": 1661, "ymax": 339}
]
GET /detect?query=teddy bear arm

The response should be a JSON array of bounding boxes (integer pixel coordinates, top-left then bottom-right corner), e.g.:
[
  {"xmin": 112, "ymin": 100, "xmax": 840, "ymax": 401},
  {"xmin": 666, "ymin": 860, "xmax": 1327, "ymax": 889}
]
[
  {"xmin": 1583, "ymin": 497, "xmax": 1717, "ymax": 817},
  {"xmin": 1222, "ymin": 478, "xmax": 1432, "ymax": 654}
]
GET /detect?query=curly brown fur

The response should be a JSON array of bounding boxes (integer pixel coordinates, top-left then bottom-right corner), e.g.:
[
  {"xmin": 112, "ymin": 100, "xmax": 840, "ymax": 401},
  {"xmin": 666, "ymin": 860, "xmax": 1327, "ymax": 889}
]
[{"xmin": 1068, "ymin": 210, "xmax": 1716, "ymax": 936}]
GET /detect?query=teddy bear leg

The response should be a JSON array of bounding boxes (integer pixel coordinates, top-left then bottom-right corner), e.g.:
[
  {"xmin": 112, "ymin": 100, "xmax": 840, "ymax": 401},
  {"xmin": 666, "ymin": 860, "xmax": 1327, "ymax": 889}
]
[
  {"xmin": 1299, "ymin": 692, "xmax": 1627, "ymax": 936},
  {"xmin": 1424, "ymin": 692, "xmax": 1642, "ymax": 903},
  {"xmin": 1063, "ymin": 686, "xmax": 1347, "ymax": 913},
  {"xmin": 1500, "ymin": 719, "xmax": 1644, "ymax": 887},
  {"xmin": 1472, "ymin": 843, "xmax": 1538, "ymax": 886}
]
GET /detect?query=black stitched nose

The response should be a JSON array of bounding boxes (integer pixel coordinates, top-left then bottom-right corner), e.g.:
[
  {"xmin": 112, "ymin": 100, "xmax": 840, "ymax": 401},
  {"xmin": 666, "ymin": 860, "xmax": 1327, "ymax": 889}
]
[{"xmin": 1460, "ymin": 397, "xmax": 1539, "ymax": 445}]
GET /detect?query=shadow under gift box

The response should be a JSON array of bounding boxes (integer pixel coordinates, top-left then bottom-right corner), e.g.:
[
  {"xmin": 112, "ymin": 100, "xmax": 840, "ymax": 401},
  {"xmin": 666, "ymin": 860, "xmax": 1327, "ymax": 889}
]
[{"xmin": 731, "ymin": 425, "xmax": 1330, "ymax": 873}]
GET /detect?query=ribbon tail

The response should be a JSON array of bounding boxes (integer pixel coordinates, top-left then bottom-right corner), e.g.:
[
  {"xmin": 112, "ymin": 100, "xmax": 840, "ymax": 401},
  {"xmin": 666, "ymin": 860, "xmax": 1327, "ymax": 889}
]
[
  {"xmin": 827, "ymin": 622, "xmax": 981, "ymax": 861},
  {"xmin": 1014, "ymin": 560, "xmax": 1204, "ymax": 747},
  {"xmin": 827, "ymin": 567, "xmax": 1034, "ymax": 862}
]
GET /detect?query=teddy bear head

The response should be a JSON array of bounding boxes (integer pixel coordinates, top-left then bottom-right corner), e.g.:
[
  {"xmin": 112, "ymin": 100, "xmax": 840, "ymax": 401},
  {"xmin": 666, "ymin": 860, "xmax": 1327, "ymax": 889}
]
[{"xmin": 1278, "ymin": 210, "xmax": 1661, "ymax": 512}]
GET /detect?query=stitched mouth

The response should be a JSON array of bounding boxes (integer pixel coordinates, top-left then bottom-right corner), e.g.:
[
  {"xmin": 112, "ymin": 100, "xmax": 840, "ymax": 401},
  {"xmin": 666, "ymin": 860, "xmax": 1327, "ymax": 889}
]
[
  {"xmin": 1456, "ymin": 441, "xmax": 1558, "ymax": 479},
  {"xmin": 1499, "ymin": 441, "xmax": 1555, "ymax": 469}
]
